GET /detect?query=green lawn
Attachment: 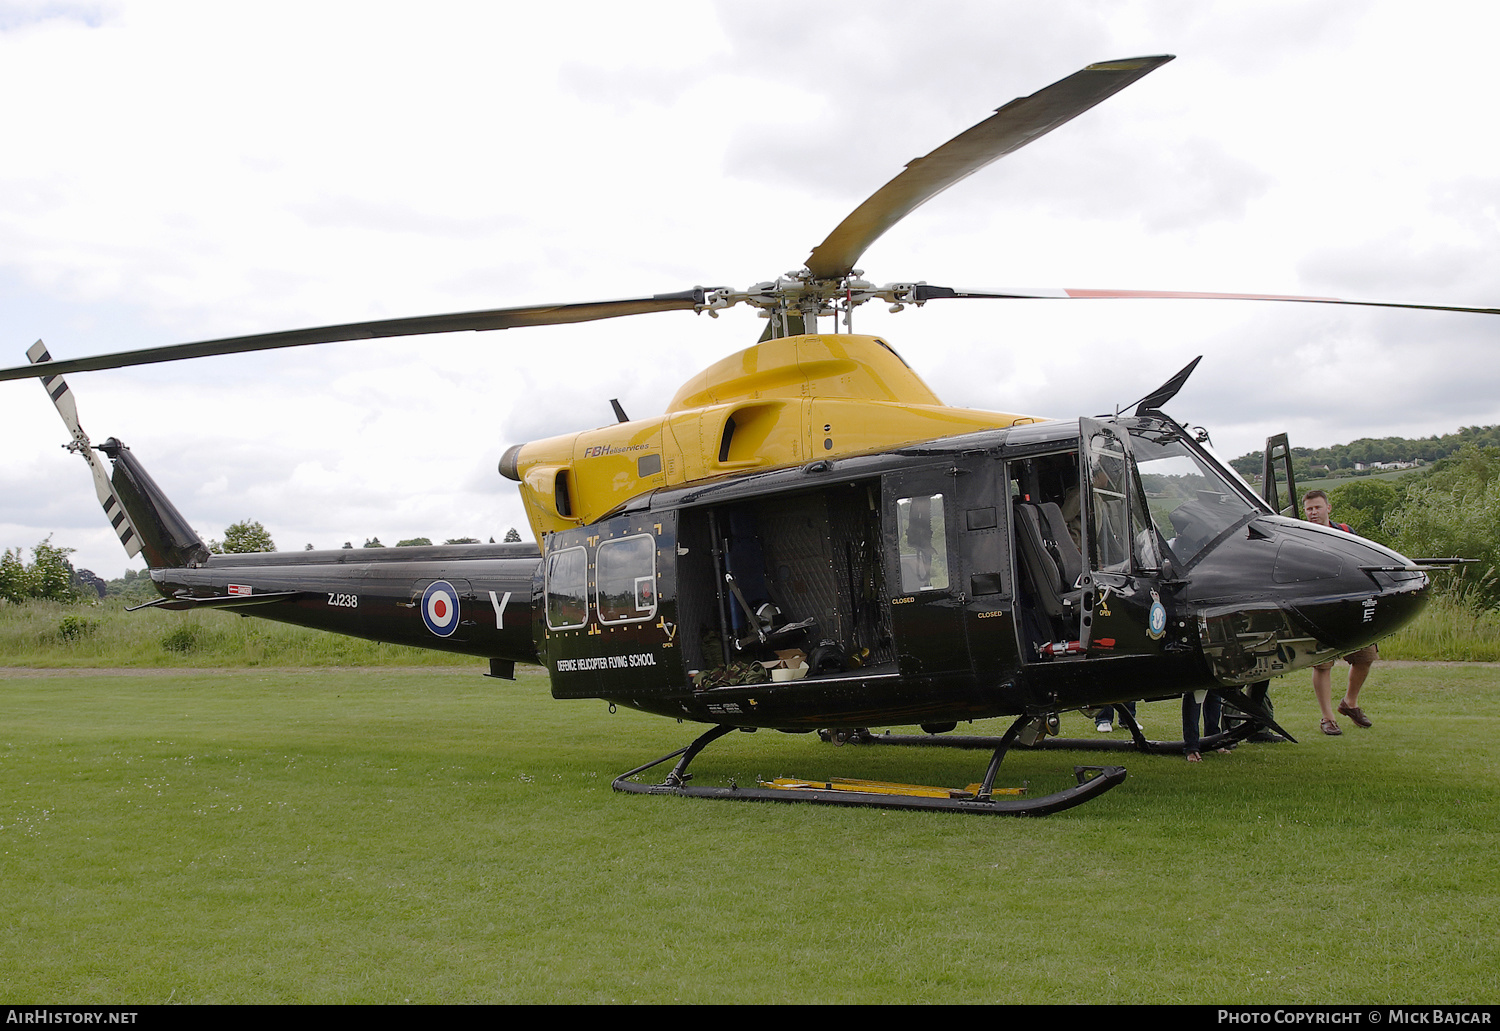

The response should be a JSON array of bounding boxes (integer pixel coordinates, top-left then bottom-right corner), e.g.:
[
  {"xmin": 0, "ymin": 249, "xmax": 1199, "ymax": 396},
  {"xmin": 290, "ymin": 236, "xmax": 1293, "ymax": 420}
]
[{"xmin": 1, "ymin": 661, "xmax": 1496, "ymax": 1003}]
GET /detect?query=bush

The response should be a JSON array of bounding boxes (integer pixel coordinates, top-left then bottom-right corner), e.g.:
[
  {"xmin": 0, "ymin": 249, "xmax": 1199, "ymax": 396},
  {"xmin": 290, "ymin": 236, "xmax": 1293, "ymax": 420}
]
[
  {"xmin": 105, "ymin": 569, "xmax": 161, "ymax": 604},
  {"xmin": 57, "ymin": 615, "xmax": 100, "ymax": 642},
  {"xmin": 210, "ymin": 520, "xmax": 276, "ymax": 554},
  {"xmin": 0, "ymin": 539, "xmax": 82, "ymax": 604},
  {"xmin": 1326, "ymin": 479, "xmax": 1400, "ymax": 545},
  {"xmin": 0, "ymin": 548, "xmax": 23, "ymax": 604},
  {"xmin": 160, "ymin": 625, "xmax": 204, "ymax": 653},
  {"xmin": 1386, "ymin": 446, "xmax": 1500, "ymax": 608}
]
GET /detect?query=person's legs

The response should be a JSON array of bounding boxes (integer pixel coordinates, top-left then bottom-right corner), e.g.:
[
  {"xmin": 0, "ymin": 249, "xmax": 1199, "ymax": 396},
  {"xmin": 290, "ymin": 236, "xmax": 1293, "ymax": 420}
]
[
  {"xmin": 1095, "ymin": 705, "xmax": 1115, "ymax": 732},
  {"xmin": 1344, "ymin": 661, "xmax": 1370, "ymax": 708},
  {"xmin": 1313, "ymin": 664, "xmax": 1336, "ymax": 720},
  {"xmin": 1313, "ymin": 660, "xmax": 1340, "ymax": 734},
  {"xmin": 1182, "ymin": 693, "xmax": 1202, "ymax": 761},
  {"xmin": 1337, "ymin": 645, "xmax": 1376, "ymax": 727}
]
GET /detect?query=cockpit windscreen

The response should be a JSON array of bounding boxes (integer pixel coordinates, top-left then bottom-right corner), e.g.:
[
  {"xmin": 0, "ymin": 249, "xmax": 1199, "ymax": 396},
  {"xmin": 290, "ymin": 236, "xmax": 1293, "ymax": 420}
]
[{"xmin": 1130, "ymin": 426, "xmax": 1259, "ymax": 565}]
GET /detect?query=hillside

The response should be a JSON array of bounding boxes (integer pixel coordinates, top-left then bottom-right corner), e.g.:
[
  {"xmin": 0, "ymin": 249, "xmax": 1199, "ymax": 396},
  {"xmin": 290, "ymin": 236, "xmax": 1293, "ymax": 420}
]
[{"xmin": 1230, "ymin": 425, "xmax": 1500, "ymax": 482}]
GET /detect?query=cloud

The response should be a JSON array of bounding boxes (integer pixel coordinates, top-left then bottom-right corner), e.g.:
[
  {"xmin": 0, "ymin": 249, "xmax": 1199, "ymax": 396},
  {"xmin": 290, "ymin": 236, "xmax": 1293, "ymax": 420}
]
[{"xmin": 0, "ymin": 1, "xmax": 114, "ymax": 32}]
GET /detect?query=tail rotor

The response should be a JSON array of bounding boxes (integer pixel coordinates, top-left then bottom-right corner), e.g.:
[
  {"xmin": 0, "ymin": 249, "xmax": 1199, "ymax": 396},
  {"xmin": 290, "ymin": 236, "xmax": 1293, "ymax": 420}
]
[
  {"xmin": 27, "ymin": 341, "xmax": 207, "ymax": 569},
  {"xmin": 27, "ymin": 340, "xmax": 144, "ymax": 561}
]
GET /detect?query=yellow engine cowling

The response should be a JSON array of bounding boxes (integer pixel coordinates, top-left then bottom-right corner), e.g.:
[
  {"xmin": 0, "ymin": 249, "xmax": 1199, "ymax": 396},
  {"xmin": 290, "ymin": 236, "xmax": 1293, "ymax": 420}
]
[{"xmin": 499, "ymin": 333, "xmax": 1039, "ymax": 541}]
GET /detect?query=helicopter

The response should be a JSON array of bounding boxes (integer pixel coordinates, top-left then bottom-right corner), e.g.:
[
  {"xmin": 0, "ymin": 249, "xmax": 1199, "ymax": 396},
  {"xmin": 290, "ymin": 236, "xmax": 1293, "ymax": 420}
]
[{"xmin": 5, "ymin": 55, "xmax": 1492, "ymax": 815}]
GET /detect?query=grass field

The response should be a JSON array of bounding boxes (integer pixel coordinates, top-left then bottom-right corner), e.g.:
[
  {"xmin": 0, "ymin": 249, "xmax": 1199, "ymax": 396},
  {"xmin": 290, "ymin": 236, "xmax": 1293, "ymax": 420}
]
[
  {"xmin": 1292, "ymin": 468, "xmax": 1418, "ymax": 494},
  {"xmin": 0, "ymin": 599, "xmax": 480, "ymax": 668},
  {"xmin": 2, "ymin": 661, "xmax": 1496, "ymax": 1004}
]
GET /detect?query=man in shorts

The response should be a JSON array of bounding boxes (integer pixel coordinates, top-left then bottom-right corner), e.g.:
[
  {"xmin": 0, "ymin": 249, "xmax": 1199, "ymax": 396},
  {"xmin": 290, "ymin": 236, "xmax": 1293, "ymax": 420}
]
[{"xmin": 1303, "ymin": 489, "xmax": 1376, "ymax": 735}]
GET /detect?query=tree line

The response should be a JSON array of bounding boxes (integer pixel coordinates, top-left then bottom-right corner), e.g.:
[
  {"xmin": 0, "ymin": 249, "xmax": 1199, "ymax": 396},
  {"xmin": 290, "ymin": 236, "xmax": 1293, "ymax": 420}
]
[
  {"xmin": 209, "ymin": 520, "xmax": 525, "ymax": 554},
  {"xmin": 1231, "ymin": 424, "xmax": 1500, "ymax": 482}
]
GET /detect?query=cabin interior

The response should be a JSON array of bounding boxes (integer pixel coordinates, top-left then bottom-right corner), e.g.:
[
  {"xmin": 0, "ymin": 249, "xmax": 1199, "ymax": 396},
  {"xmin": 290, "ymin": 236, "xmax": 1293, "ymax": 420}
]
[
  {"xmin": 675, "ymin": 481, "xmax": 897, "ymax": 680},
  {"xmin": 673, "ymin": 443, "xmax": 1102, "ymax": 687}
]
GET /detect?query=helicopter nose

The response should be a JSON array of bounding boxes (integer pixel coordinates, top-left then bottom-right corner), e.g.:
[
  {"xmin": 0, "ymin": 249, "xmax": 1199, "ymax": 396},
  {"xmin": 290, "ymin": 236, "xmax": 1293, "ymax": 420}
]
[
  {"xmin": 1279, "ymin": 526, "xmax": 1430, "ymax": 658},
  {"xmin": 1190, "ymin": 518, "xmax": 1430, "ymax": 686}
]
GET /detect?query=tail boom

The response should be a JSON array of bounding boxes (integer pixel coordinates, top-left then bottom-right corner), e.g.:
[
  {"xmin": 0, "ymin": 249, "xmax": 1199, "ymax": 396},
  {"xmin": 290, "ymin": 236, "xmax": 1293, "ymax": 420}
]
[{"xmin": 146, "ymin": 544, "xmax": 543, "ymax": 667}]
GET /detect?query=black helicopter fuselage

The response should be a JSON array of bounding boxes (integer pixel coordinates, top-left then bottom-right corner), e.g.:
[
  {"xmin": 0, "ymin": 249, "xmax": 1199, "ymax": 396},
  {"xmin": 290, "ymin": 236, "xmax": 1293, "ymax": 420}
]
[{"xmin": 147, "ymin": 413, "xmax": 1428, "ymax": 731}]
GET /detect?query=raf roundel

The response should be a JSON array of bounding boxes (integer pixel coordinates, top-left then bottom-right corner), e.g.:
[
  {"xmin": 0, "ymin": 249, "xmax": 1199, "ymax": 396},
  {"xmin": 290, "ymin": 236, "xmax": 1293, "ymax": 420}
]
[{"xmin": 421, "ymin": 580, "xmax": 461, "ymax": 638}]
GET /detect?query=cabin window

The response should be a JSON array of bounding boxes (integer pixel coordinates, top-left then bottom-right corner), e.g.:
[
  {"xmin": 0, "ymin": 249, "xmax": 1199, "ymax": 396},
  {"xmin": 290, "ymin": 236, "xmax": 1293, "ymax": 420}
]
[
  {"xmin": 896, "ymin": 493, "xmax": 949, "ymax": 592},
  {"xmin": 595, "ymin": 534, "xmax": 658, "ymax": 624},
  {"xmin": 544, "ymin": 546, "xmax": 589, "ymax": 629}
]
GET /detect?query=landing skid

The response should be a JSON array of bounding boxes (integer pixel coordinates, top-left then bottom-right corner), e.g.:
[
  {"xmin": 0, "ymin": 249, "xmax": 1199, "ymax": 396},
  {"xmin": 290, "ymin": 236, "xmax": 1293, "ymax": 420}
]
[
  {"xmin": 855, "ymin": 688, "xmax": 1298, "ymax": 756},
  {"xmin": 611, "ymin": 717, "xmax": 1126, "ymax": 816}
]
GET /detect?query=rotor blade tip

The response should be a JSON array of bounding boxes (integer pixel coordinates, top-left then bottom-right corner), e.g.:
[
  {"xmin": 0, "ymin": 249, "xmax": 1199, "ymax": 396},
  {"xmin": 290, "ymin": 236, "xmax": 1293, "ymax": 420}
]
[{"xmin": 1087, "ymin": 55, "xmax": 1175, "ymax": 72}]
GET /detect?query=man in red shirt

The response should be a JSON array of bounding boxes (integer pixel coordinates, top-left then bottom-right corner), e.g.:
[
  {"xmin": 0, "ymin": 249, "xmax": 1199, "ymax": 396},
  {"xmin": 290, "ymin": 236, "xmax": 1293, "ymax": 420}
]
[{"xmin": 1303, "ymin": 489, "xmax": 1376, "ymax": 735}]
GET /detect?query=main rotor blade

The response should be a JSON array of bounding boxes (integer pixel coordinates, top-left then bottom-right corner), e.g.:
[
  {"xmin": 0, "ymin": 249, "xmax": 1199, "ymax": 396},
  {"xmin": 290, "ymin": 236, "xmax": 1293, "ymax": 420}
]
[
  {"xmin": 0, "ymin": 290, "xmax": 706, "ymax": 382},
  {"xmin": 904, "ymin": 284, "xmax": 1500, "ymax": 317},
  {"xmin": 804, "ymin": 55, "xmax": 1174, "ymax": 281}
]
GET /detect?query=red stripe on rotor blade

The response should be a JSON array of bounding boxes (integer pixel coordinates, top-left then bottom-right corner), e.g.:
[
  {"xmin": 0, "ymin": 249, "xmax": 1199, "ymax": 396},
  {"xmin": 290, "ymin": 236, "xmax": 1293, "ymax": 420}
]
[{"xmin": 1061, "ymin": 289, "xmax": 1342, "ymax": 302}]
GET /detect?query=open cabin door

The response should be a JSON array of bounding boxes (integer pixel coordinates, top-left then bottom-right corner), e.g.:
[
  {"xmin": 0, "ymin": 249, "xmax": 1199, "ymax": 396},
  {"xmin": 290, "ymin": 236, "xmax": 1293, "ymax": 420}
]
[
  {"xmin": 1261, "ymin": 432, "xmax": 1298, "ymax": 517},
  {"xmin": 1079, "ymin": 417, "xmax": 1132, "ymax": 652},
  {"xmin": 1076, "ymin": 416, "xmax": 1174, "ymax": 659}
]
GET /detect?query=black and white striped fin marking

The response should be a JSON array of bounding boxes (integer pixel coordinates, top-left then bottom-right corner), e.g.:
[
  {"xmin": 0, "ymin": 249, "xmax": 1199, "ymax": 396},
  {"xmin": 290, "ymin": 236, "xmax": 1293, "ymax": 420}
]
[{"xmin": 27, "ymin": 340, "xmax": 144, "ymax": 558}]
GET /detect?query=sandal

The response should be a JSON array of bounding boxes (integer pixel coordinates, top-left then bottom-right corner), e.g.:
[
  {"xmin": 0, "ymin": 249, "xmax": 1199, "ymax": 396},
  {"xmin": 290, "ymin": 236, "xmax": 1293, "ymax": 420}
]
[
  {"xmin": 1185, "ymin": 751, "xmax": 1202, "ymax": 762},
  {"xmin": 1320, "ymin": 717, "xmax": 1342, "ymax": 736}
]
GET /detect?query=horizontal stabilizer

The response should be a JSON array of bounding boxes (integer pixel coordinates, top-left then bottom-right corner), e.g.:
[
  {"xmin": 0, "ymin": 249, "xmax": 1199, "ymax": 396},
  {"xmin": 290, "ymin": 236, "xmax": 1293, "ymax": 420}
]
[{"xmin": 128, "ymin": 589, "xmax": 303, "ymax": 612}]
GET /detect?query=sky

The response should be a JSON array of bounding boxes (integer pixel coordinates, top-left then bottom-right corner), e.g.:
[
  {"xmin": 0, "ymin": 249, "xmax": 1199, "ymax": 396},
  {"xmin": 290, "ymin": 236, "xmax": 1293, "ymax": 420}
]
[{"xmin": 2, "ymin": 0, "xmax": 1497, "ymax": 578}]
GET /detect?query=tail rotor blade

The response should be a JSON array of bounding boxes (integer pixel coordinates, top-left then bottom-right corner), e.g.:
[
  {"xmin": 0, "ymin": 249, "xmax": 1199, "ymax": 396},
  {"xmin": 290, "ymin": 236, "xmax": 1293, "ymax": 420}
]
[{"xmin": 27, "ymin": 341, "xmax": 144, "ymax": 559}]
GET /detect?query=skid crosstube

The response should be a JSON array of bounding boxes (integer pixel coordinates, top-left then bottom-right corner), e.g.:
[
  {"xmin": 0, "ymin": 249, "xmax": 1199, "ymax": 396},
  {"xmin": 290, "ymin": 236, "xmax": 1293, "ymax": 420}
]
[{"xmin": 856, "ymin": 686, "xmax": 1298, "ymax": 756}]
